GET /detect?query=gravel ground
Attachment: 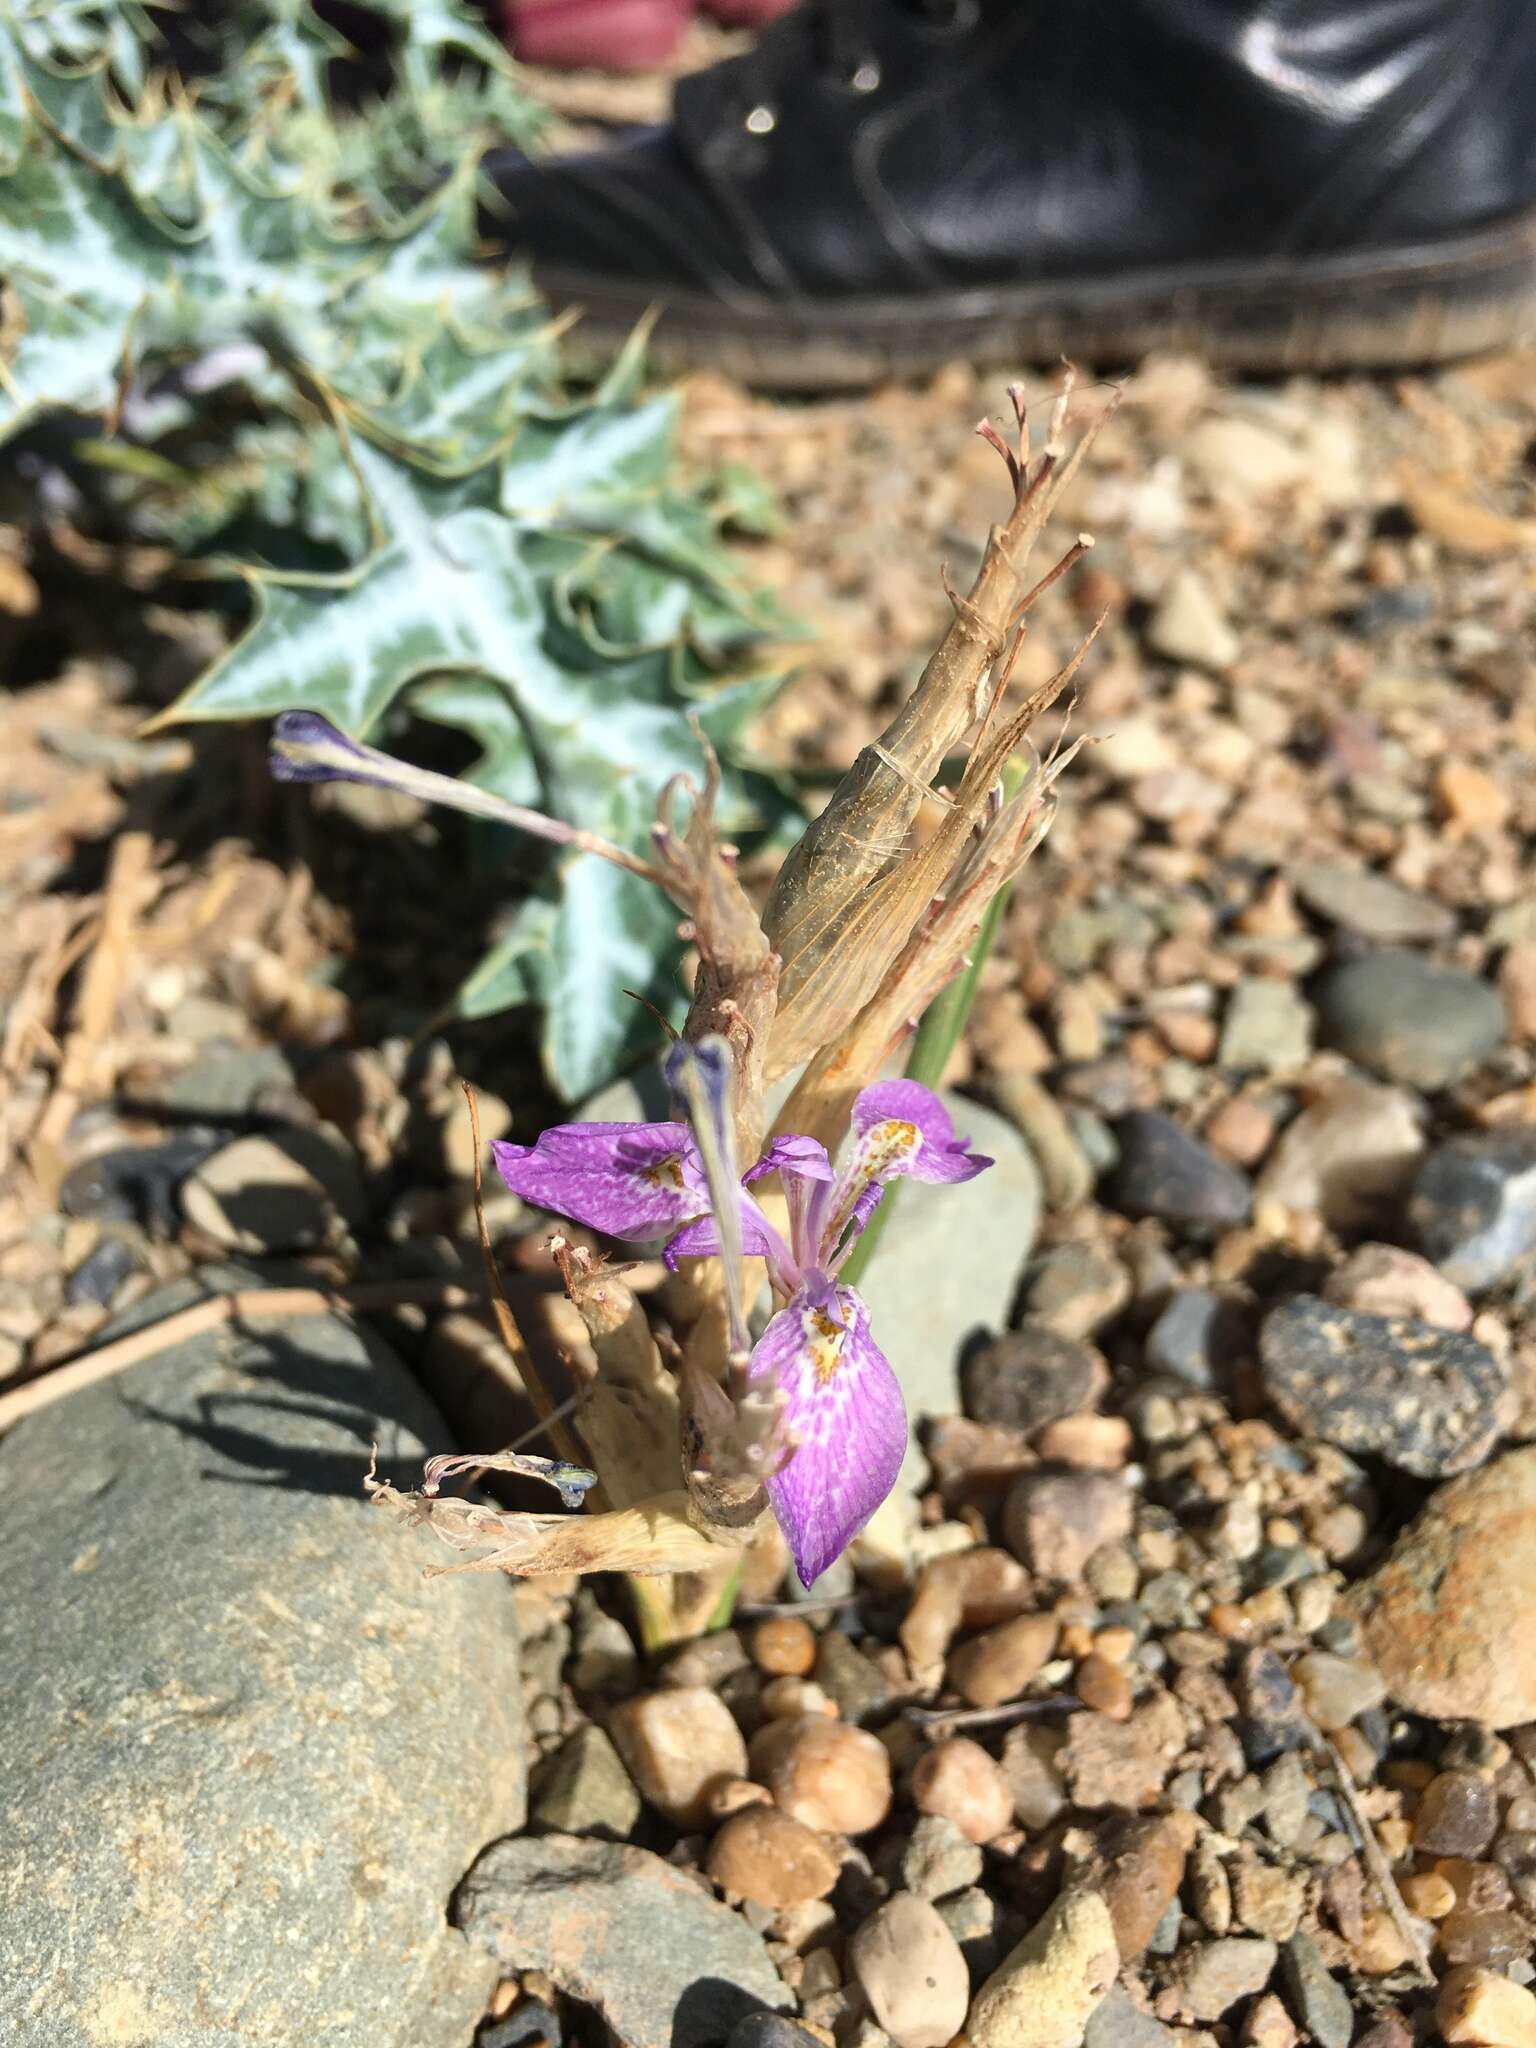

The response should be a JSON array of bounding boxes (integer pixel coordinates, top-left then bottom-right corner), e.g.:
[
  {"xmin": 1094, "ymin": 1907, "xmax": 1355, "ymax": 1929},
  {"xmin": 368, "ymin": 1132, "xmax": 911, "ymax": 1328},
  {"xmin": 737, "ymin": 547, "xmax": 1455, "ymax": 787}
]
[{"xmin": 4, "ymin": 274, "xmax": 1536, "ymax": 2048}]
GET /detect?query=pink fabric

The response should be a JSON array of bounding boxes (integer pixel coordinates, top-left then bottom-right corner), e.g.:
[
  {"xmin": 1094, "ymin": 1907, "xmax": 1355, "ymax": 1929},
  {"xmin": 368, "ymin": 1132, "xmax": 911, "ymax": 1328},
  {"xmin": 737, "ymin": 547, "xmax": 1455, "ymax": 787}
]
[
  {"xmin": 501, "ymin": 0, "xmax": 692, "ymax": 71},
  {"xmin": 702, "ymin": 0, "xmax": 798, "ymax": 22}
]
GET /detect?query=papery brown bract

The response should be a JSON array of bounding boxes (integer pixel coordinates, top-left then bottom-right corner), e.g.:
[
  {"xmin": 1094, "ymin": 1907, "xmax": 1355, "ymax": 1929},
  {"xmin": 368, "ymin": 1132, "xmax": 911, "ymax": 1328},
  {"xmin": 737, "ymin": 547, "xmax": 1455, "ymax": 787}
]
[{"xmin": 760, "ymin": 380, "xmax": 1116, "ymax": 1082}]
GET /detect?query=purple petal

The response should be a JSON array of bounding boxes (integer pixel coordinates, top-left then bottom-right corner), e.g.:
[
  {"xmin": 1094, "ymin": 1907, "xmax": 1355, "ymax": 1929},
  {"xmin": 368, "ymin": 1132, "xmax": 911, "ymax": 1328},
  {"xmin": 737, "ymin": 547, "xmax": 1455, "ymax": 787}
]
[
  {"xmin": 850, "ymin": 1079, "xmax": 993, "ymax": 1185},
  {"xmin": 491, "ymin": 1121, "xmax": 706, "ymax": 1241},
  {"xmin": 744, "ymin": 1135, "xmax": 834, "ymax": 1187},
  {"xmin": 663, "ymin": 1194, "xmax": 795, "ymax": 1282},
  {"xmin": 750, "ymin": 1284, "xmax": 907, "ymax": 1587},
  {"xmin": 746, "ymin": 1133, "xmax": 834, "ymax": 1277}
]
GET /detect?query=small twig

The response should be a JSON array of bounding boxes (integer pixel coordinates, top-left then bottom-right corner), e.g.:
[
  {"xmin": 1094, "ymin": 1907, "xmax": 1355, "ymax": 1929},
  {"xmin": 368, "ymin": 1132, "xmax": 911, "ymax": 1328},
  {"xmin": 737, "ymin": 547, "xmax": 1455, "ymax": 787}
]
[
  {"xmin": 504, "ymin": 1392, "xmax": 583, "ymax": 1454},
  {"xmin": 1311, "ymin": 1730, "xmax": 1436, "ymax": 1986},
  {"xmin": 0, "ymin": 1279, "xmax": 485, "ymax": 1434},
  {"xmin": 1007, "ymin": 534, "xmax": 1095, "ymax": 632},
  {"xmin": 904, "ymin": 1693, "xmax": 1082, "ymax": 1736}
]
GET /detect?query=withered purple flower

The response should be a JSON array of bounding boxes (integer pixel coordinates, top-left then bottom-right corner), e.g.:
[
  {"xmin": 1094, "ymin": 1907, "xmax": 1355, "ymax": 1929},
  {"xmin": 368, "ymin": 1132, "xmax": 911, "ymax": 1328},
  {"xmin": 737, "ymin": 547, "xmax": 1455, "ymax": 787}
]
[{"xmin": 493, "ymin": 1079, "xmax": 991, "ymax": 1585}]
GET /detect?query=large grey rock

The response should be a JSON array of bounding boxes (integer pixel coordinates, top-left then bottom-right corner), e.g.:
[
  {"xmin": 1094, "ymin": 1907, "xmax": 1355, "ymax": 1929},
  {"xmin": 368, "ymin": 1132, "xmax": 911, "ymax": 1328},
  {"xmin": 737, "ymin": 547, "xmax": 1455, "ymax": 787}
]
[
  {"xmin": 1106, "ymin": 1111, "xmax": 1252, "ymax": 1231},
  {"xmin": 455, "ymin": 1834, "xmax": 791, "ymax": 2048},
  {"xmin": 0, "ymin": 1268, "xmax": 524, "ymax": 2048},
  {"xmin": 1292, "ymin": 862, "xmax": 1456, "ymax": 943},
  {"xmin": 1409, "ymin": 1129, "xmax": 1536, "ymax": 1291},
  {"xmin": 1314, "ymin": 950, "xmax": 1505, "ymax": 1090},
  {"xmin": 1259, "ymin": 1293, "xmax": 1510, "ymax": 1477},
  {"xmin": 583, "ymin": 1076, "xmax": 1041, "ymax": 1483}
]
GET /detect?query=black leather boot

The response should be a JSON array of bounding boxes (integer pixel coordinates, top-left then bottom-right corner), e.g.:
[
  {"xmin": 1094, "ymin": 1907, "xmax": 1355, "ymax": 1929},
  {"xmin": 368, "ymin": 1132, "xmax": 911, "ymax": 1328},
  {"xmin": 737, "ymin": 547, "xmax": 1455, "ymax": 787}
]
[{"xmin": 482, "ymin": 0, "xmax": 1536, "ymax": 388}]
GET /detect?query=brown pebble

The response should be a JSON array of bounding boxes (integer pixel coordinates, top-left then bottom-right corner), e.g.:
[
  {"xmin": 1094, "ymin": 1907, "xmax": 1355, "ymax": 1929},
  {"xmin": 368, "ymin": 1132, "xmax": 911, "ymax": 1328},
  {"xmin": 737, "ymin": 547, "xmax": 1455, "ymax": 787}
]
[
  {"xmin": 1076, "ymin": 1653, "xmax": 1134, "ymax": 1721},
  {"xmin": 1062, "ymin": 1691, "xmax": 1186, "ymax": 1811},
  {"xmin": 1382, "ymin": 1758, "xmax": 1437, "ymax": 1794},
  {"xmin": 1000, "ymin": 1722, "xmax": 1068, "ymax": 1831},
  {"xmin": 899, "ymin": 1548, "xmax": 1033, "ymax": 1673},
  {"xmin": 968, "ymin": 1889, "xmax": 1120, "ymax": 2045},
  {"xmin": 910, "ymin": 1737, "xmax": 1014, "ymax": 1844},
  {"xmin": 1166, "ymin": 1630, "xmax": 1226, "ymax": 1669},
  {"xmin": 760, "ymin": 1675, "xmax": 836, "ymax": 1720},
  {"xmin": 1035, "ymin": 1414, "xmax": 1134, "ymax": 1469},
  {"xmin": 1377, "ymin": 1817, "xmax": 1413, "ymax": 1859},
  {"xmin": 849, "ymin": 1892, "xmax": 971, "ymax": 2048},
  {"xmin": 704, "ymin": 1777, "xmax": 773, "ymax": 1821},
  {"xmin": 1352, "ymin": 1907, "xmax": 1410, "ymax": 1974},
  {"xmin": 1437, "ymin": 761, "xmax": 1511, "ymax": 834},
  {"xmin": 752, "ymin": 1614, "xmax": 818, "ymax": 1677},
  {"xmin": 706, "ymin": 1806, "xmax": 841, "ymax": 1907},
  {"xmin": 607, "ymin": 1687, "xmax": 749, "ymax": 1830},
  {"xmin": 1414, "ymin": 1770, "xmax": 1499, "ymax": 1857},
  {"xmin": 946, "ymin": 1612, "xmax": 1058, "ymax": 1709},
  {"xmin": 1003, "ymin": 1470, "xmax": 1133, "ymax": 1583},
  {"xmin": 1436, "ymin": 1856, "xmax": 1514, "ymax": 1912},
  {"xmin": 1354, "ymin": 2019, "xmax": 1413, "ymax": 2048},
  {"xmin": 1094, "ymin": 1625, "xmax": 1137, "ymax": 1665},
  {"xmin": 1400, "ymin": 1869, "xmax": 1457, "ymax": 1919},
  {"xmin": 1232, "ymin": 1862, "xmax": 1306, "ymax": 1944},
  {"xmin": 1437, "ymin": 1963, "xmax": 1536, "ymax": 2046},
  {"xmin": 1331, "ymin": 1726, "xmax": 1378, "ymax": 1785},
  {"xmin": 1099, "ymin": 1810, "xmax": 1197, "ymax": 1958},
  {"xmin": 1242, "ymin": 1991, "xmax": 1300, "ymax": 2048},
  {"xmin": 1500, "ymin": 944, "xmax": 1536, "ymax": 1041},
  {"xmin": 1323, "ymin": 1241, "xmax": 1473, "ymax": 1331},
  {"xmin": 1191, "ymin": 1836, "xmax": 1233, "ymax": 1934},
  {"xmin": 749, "ymin": 1714, "xmax": 893, "ymax": 1836},
  {"xmin": 1348, "ymin": 1447, "xmax": 1536, "ymax": 1730},
  {"xmin": 1059, "ymin": 1621, "xmax": 1096, "ymax": 1660},
  {"xmin": 1206, "ymin": 1095, "xmax": 1278, "ymax": 1166},
  {"xmin": 1439, "ymin": 1907, "xmax": 1534, "ymax": 1968}
]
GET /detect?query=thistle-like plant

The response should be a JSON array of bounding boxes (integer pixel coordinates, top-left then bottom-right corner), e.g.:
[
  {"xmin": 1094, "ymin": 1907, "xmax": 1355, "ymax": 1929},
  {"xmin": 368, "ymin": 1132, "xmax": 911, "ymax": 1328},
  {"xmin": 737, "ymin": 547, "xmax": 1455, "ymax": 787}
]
[
  {"xmin": 0, "ymin": 0, "xmax": 791, "ymax": 1095},
  {"xmin": 278, "ymin": 384, "xmax": 1111, "ymax": 1635}
]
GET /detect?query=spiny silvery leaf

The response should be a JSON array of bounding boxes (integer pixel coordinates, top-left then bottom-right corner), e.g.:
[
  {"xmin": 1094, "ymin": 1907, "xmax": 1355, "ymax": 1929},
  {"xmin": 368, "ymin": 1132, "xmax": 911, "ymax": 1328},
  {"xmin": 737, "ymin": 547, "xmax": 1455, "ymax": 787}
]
[
  {"xmin": 1, "ymin": 0, "xmax": 794, "ymax": 1095},
  {"xmin": 462, "ymin": 838, "xmax": 692, "ymax": 1098},
  {"xmin": 0, "ymin": 34, "xmax": 551, "ymax": 450},
  {"xmin": 155, "ymin": 432, "xmax": 789, "ymax": 1094}
]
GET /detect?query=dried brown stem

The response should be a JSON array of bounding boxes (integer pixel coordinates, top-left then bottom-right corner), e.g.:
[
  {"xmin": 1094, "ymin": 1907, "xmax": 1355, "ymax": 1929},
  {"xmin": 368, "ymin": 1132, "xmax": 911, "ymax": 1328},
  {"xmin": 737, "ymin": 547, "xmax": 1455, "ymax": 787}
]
[
  {"xmin": 367, "ymin": 1475, "xmax": 752, "ymax": 1580},
  {"xmin": 552, "ymin": 1237, "xmax": 681, "ymax": 1511},
  {"xmin": 774, "ymin": 620, "xmax": 1101, "ymax": 1151},
  {"xmin": 761, "ymin": 385, "xmax": 1117, "ymax": 1077},
  {"xmin": 654, "ymin": 734, "xmax": 781, "ymax": 1160}
]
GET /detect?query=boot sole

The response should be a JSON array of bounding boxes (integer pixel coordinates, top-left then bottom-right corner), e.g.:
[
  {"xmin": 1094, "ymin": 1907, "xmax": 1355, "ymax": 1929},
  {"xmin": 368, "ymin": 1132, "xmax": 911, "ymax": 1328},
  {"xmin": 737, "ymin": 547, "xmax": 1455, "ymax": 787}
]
[{"xmin": 538, "ymin": 207, "xmax": 1536, "ymax": 389}]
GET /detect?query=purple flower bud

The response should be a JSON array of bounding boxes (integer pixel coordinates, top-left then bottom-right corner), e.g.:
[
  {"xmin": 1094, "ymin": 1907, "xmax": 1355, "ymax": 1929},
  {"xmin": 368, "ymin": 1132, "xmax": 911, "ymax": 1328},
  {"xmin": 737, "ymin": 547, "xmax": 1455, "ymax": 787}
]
[{"xmin": 268, "ymin": 711, "xmax": 386, "ymax": 785}]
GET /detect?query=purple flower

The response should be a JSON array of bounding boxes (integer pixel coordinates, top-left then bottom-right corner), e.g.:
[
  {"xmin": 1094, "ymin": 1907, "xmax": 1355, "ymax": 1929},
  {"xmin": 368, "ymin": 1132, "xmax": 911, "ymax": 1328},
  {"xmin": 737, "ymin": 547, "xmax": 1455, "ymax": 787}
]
[
  {"xmin": 490, "ymin": 1121, "xmax": 707, "ymax": 1243},
  {"xmin": 493, "ymin": 1076, "xmax": 992, "ymax": 1586}
]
